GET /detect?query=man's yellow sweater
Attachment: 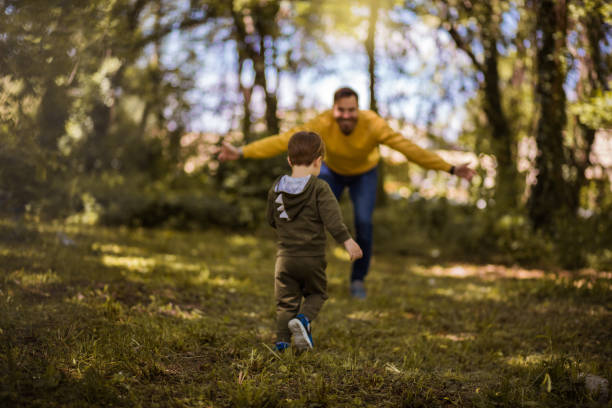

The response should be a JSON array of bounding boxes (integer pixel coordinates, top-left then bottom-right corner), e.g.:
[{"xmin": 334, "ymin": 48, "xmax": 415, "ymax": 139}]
[{"xmin": 242, "ymin": 109, "xmax": 452, "ymax": 176}]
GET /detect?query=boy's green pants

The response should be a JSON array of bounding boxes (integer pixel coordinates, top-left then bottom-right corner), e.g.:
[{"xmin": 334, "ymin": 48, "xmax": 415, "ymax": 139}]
[{"xmin": 274, "ymin": 256, "xmax": 328, "ymax": 343}]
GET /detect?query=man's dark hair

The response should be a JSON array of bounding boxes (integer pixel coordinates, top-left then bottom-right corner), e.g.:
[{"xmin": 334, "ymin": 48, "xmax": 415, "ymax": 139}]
[
  {"xmin": 288, "ymin": 131, "xmax": 325, "ymax": 166},
  {"xmin": 333, "ymin": 87, "xmax": 359, "ymax": 104}
]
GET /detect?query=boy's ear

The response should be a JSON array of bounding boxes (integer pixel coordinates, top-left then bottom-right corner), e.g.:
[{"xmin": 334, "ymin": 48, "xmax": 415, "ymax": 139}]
[
  {"xmin": 315, "ymin": 156, "xmax": 322, "ymax": 166},
  {"xmin": 287, "ymin": 156, "xmax": 292, "ymax": 166}
]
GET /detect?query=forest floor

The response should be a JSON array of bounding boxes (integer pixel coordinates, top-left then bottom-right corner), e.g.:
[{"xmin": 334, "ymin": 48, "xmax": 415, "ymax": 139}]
[{"xmin": 1, "ymin": 218, "xmax": 611, "ymax": 407}]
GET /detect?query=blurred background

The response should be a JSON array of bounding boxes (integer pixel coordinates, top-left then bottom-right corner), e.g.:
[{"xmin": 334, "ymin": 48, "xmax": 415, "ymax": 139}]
[{"xmin": 1, "ymin": 0, "xmax": 611, "ymax": 269}]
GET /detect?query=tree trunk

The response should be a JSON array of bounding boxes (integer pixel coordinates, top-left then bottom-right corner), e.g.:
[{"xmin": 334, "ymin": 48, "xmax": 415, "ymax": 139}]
[
  {"xmin": 444, "ymin": 2, "xmax": 519, "ymax": 208},
  {"xmin": 481, "ymin": 25, "xmax": 518, "ymax": 209},
  {"xmin": 231, "ymin": 2, "xmax": 280, "ymax": 136},
  {"xmin": 37, "ymin": 81, "xmax": 70, "ymax": 151},
  {"xmin": 528, "ymin": 0, "xmax": 570, "ymax": 230},
  {"xmin": 566, "ymin": 2, "xmax": 608, "ymax": 212},
  {"xmin": 365, "ymin": 1, "xmax": 387, "ymax": 206},
  {"xmin": 366, "ymin": 1, "xmax": 378, "ymax": 114},
  {"xmin": 237, "ymin": 53, "xmax": 253, "ymax": 142},
  {"xmin": 255, "ymin": 16, "xmax": 279, "ymax": 134}
]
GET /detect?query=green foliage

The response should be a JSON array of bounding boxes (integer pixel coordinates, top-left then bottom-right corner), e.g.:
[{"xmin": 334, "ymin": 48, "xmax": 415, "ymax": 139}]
[
  {"xmin": 75, "ymin": 172, "xmax": 248, "ymax": 229},
  {"xmin": 373, "ymin": 195, "xmax": 612, "ymax": 270},
  {"xmin": 570, "ymin": 90, "xmax": 612, "ymax": 130},
  {"xmin": 1, "ymin": 0, "xmax": 197, "ymax": 219},
  {"xmin": 1, "ymin": 0, "xmax": 611, "ymax": 277},
  {"xmin": 375, "ymin": 197, "xmax": 544, "ymax": 266}
]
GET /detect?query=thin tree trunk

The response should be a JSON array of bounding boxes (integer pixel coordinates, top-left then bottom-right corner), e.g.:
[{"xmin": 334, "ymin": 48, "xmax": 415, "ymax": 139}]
[
  {"xmin": 237, "ymin": 54, "xmax": 253, "ymax": 142},
  {"xmin": 481, "ymin": 16, "xmax": 518, "ymax": 209},
  {"xmin": 255, "ymin": 21, "xmax": 279, "ymax": 134},
  {"xmin": 366, "ymin": 1, "xmax": 378, "ymax": 114},
  {"xmin": 365, "ymin": 1, "xmax": 386, "ymax": 205},
  {"xmin": 37, "ymin": 81, "xmax": 70, "ymax": 151}
]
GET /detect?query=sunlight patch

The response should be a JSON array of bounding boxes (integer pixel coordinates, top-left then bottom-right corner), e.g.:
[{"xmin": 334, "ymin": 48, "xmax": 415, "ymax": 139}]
[
  {"xmin": 413, "ymin": 263, "xmax": 548, "ymax": 280},
  {"xmin": 506, "ymin": 353, "xmax": 555, "ymax": 367},
  {"xmin": 347, "ymin": 310, "xmax": 389, "ymax": 321},
  {"xmin": 92, "ymin": 242, "xmax": 145, "ymax": 256},
  {"xmin": 438, "ymin": 333, "xmax": 476, "ymax": 342},
  {"xmin": 209, "ymin": 275, "xmax": 248, "ymax": 289},
  {"xmin": 432, "ymin": 283, "xmax": 503, "ymax": 302},
  {"xmin": 327, "ymin": 276, "xmax": 343, "ymax": 285},
  {"xmin": 215, "ymin": 265, "xmax": 238, "ymax": 274},
  {"xmin": 158, "ymin": 302, "xmax": 204, "ymax": 320},
  {"xmin": 228, "ymin": 235, "xmax": 259, "ymax": 247},
  {"xmin": 102, "ymin": 255, "xmax": 155, "ymax": 273},
  {"xmin": 190, "ymin": 266, "xmax": 211, "ymax": 284},
  {"xmin": 10, "ymin": 269, "xmax": 61, "ymax": 287},
  {"xmin": 160, "ymin": 257, "xmax": 203, "ymax": 273}
]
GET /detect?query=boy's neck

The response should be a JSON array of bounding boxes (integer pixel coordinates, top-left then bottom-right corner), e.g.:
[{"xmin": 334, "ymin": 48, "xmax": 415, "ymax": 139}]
[{"xmin": 291, "ymin": 165, "xmax": 315, "ymax": 178}]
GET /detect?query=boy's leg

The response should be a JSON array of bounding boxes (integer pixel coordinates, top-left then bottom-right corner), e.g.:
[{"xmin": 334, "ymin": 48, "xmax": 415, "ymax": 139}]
[
  {"xmin": 299, "ymin": 257, "xmax": 328, "ymax": 322},
  {"xmin": 274, "ymin": 257, "xmax": 302, "ymax": 343},
  {"xmin": 348, "ymin": 166, "xmax": 378, "ymax": 283}
]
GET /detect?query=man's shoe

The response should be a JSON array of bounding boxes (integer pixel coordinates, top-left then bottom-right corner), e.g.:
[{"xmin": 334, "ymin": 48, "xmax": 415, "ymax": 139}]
[
  {"xmin": 350, "ymin": 280, "xmax": 366, "ymax": 299},
  {"xmin": 275, "ymin": 341, "xmax": 290, "ymax": 352},
  {"xmin": 288, "ymin": 313, "xmax": 313, "ymax": 350}
]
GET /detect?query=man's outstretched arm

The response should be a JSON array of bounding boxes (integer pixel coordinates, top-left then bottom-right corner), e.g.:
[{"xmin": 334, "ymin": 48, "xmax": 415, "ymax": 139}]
[
  {"xmin": 452, "ymin": 162, "xmax": 476, "ymax": 181},
  {"xmin": 218, "ymin": 142, "xmax": 242, "ymax": 162},
  {"xmin": 218, "ymin": 132, "xmax": 290, "ymax": 161},
  {"xmin": 373, "ymin": 114, "xmax": 476, "ymax": 181},
  {"xmin": 217, "ymin": 112, "xmax": 329, "ymax": 162}
]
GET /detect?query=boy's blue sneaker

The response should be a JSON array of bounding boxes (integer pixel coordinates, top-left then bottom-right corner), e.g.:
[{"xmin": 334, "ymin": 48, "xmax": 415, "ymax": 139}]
[
  {"xmin": 288, "ymin": 313, "xmax": 313, "ymax": 350},
  {"xmin": 275, "ymin": 341, "xmax": 290, "ymax": 352}
]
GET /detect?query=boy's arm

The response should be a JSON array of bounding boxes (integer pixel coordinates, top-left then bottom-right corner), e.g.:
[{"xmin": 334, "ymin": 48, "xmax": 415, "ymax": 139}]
[
  {"xmin": 266, "ymin": 188, "xmax": 276, "ymax": 229},
  {"xmin": 316, "ymin": 182, "xmax": 351, "ymax": 244}
]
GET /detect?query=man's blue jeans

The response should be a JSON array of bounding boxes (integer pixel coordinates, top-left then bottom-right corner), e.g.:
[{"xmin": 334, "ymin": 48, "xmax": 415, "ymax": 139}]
[{"xmin": 319, "ymin": 162, "xmax": 377, "ymax": 282}]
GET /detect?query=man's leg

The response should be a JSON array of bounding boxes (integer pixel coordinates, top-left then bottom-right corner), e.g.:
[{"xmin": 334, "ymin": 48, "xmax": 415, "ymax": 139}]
[
  {"xmin": 318, "ymin": 162, "xmax": 345, "ymax": 199},
  {"xmin": 348, "ymin": 166, "xmax": 378, "ymax": 283}
]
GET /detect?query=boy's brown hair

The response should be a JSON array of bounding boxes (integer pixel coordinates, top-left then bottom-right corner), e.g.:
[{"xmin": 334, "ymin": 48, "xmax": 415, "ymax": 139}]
[{"xmin": 288, "ymin": 131, "xmax": 325, "ymax": 166}]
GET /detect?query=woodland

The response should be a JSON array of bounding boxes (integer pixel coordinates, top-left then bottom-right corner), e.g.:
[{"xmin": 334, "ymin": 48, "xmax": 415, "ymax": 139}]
[{"xmin": 1, "ymin": 1, "xmax": 611, "ymax": 406}]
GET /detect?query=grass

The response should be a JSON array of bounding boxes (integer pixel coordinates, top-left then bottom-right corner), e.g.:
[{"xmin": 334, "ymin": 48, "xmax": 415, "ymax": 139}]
[{"xmin": 0, "ymin": 217, "xmax": 611, "ymax": 407}]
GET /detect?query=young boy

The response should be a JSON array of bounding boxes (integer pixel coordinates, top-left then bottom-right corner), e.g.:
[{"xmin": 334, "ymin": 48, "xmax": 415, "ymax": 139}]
[{"xmin": 267, "ymin": 131, "xmax": 362, "ymax": 352}]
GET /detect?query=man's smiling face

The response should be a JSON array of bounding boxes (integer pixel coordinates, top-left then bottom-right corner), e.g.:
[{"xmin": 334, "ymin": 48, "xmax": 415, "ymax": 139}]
[{"xmin": 332, "ymin": 96, "xmax": 359, "ymax": 135}]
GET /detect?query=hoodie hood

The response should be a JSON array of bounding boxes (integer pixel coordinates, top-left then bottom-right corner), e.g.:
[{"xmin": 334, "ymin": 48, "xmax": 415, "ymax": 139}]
[{"xmin": 272, "ymin": 175, "xmax": 315, "ymax": 221}]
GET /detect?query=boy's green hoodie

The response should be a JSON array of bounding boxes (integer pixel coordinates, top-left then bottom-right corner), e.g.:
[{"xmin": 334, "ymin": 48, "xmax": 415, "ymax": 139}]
[{"xmin": 267, "ymin": 175, "xmax": 351, "ymax": 257}]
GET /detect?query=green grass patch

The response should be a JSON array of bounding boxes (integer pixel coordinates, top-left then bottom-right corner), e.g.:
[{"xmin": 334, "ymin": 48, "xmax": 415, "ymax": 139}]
[{"xmin": 1, "ymin": 218, "xmax": 610, "ymax": 407}]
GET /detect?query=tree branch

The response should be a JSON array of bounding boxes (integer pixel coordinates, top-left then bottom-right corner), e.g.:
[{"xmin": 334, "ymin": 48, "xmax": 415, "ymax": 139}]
[
  {"xmin": 136, "ymin": 16, "xmax": 211, "ymax": 49},
  {"xmin": 444, "ymin": 23, "xmax": 483, "ymax": 72}
]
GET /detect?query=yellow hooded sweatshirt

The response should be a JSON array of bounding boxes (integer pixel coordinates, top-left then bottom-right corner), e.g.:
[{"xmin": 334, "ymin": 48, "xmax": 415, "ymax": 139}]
[{"xmin": 242, "ymin": 109, "xmax": 452, "ymax": 176}]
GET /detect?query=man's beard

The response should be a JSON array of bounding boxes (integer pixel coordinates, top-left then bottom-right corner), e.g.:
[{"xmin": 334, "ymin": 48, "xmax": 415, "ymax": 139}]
[{"xmin": 337, "ymin": 118, "xmax": 357, "ymax": 135}]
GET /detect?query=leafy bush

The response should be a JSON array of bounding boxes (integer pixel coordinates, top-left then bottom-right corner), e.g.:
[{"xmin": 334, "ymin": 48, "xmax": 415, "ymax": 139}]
[
  {"xmin": 372, "ymin": 195, "xmax": 610, "ymax": 269},
  {"xmin": 79, "ymin": 172, "xmax": 258, "ymax": 230}
]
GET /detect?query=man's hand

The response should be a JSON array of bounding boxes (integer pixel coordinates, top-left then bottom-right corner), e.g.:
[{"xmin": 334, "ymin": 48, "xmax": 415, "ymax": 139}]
[
  {"xmin": 218, "ymin": 141, "xmax": 242, "ymax": 162},
  {"xmin": 343, "ymin": 238, "xmax": 363, "ymax": 261},
  {"xmin": 454, "ymin": 163, "xmax": 476, "ymax": 182}
]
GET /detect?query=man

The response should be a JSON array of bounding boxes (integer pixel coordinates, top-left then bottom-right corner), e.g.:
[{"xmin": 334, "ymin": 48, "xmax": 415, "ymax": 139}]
[{"xmin": 219, "ymin": 87, "xmax": 475, "ymax": 299}]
